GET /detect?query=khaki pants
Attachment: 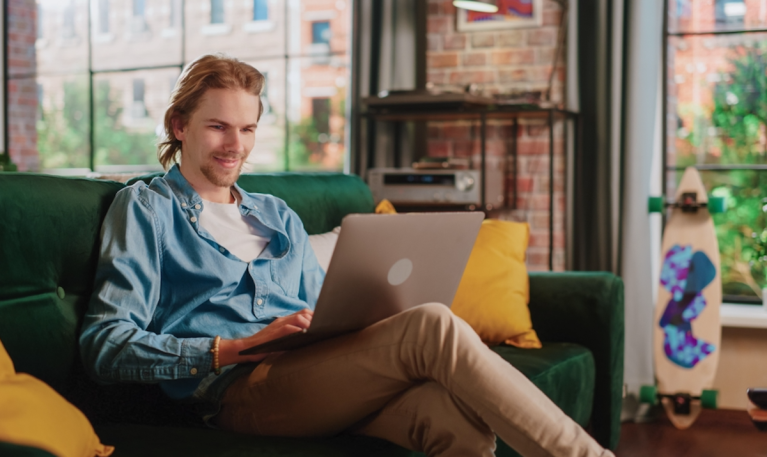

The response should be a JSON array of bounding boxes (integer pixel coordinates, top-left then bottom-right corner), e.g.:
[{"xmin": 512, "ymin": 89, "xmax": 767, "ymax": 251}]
[{"xmin": 217, "ymin": 303, "xmax": 614, "ymax": 457}]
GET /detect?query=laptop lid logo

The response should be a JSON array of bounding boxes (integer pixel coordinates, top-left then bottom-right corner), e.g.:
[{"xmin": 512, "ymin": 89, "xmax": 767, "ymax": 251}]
[{"xmin": 388, "ymin": 259, "xmax": 413, "ymax": 286}]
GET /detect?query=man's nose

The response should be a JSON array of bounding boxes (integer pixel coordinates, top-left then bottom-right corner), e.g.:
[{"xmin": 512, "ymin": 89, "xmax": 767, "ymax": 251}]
[{"xmin": 225, "ymin": 130, "xmax": 244, "ymax": 153}]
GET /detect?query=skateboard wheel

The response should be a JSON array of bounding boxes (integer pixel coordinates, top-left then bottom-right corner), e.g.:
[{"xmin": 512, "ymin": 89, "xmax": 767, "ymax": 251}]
[
  {"xmin": 640, "ymin": 385, "xmax": 658, "ymax": 404},
  {"xmin": 708, "ymin": 196, "xmax": 726, "ymax": 214},
  {"xmin": 701, "ymin": 389, "xmax": 718, "ymax": 409},
  {"xmin": 648, "ymin": 196, "xmax": 665, "ymax": 213}
]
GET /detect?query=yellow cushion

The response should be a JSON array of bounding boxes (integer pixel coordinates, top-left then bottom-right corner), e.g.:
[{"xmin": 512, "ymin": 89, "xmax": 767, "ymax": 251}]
[
  {"xmin": 451, "ymin": 219, "xmax": 542, "ymax": 348},
  {"xmin": 375, "ymin": 199, "xmax": 397, "ymax": 214},
  {"xmin": 0, "ymin": 340, "xmax": 114, "ymax": 457}
]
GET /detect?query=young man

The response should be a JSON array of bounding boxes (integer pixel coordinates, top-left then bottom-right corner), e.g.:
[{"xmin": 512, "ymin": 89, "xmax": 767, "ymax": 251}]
[{"xmin": 80, "ymin": 54, "xmax": 614, "ymax": 457}]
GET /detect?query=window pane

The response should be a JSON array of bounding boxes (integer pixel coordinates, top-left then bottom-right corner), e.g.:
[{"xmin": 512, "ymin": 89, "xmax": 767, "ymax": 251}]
[
  {"xmin": 93, "ymin": 68, "xmax": 180, "ymax": 169},
  {"xmin": 666, "ymin": 169, "xmax": 767, "ymax": 303},
  {"xmin": 34, "ymin": 0, "xmax": 89, "ymax": 76},
  {"xmin": 36, "ymin": 74, "xmax": 92, "ymax": 169},
  {"xmin": 244, "ymin": 58, "xmax": 286, "ymax": 172},
  {"xmin": 287, "ymin": 55, "xmax": 348, "ymax": 171},
  {"xmin": 667, "ymin": 33, "xmax": 767, "ymax": 167},
  {"xmin": 669, "ymin": 0, "xmax": 767, "ymax": 33},
  {"xmin": 90, "ymin": 0, "xmax": 183, "ymax": 71},
  {"xmin": 185, "ymin": 0, "xmax": 285, "ymax": 62},
  {"xmin": 253, "ymin": 0, "xmax": 269, "ymax": 21},
  {"xmin": 290, "ymin": 0, "xmax": 349, "ymax": 57}
]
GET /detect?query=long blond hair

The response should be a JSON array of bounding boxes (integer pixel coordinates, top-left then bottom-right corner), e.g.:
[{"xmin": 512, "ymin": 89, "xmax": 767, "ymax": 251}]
[{"xmin": 157, "ymin": 54, "xmax": 265, "ymax": 169}]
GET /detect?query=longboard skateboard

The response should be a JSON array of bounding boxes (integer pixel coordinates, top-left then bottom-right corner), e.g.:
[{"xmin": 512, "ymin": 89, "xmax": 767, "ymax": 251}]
[
  {"xmin": 747, "ymin": 388, "xmax": 767, "ymax": 431},
  {"xmin": 641, "ymin": 167, "xmax": 726, "ymax": 429}
]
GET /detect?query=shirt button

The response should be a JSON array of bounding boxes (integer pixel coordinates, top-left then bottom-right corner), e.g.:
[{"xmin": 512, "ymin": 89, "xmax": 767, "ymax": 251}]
[
  {"xmin": 181, "ymin": 202, "xmax": 187, "ymax": 208},
  {"xmin": 253, "ymin": 205, "xmax": 258, "ymax": 210},
  {"xmin": 257, "ymin": 299, "xmax": 263, "ymax": 305},
  {"xmin": 195, "ymin": 204, "xmax": 201, "ymax": 210},
  {"xmin": 190, "ymin": 367, "xmax": 198, "ymax": 375},
  {"xmin": 190, "ymin": 216, "xmax": 197, "ymax": 223},
  {"xmin": 219, "ymin": 247, "xmax": 225, "ymax": 253}
]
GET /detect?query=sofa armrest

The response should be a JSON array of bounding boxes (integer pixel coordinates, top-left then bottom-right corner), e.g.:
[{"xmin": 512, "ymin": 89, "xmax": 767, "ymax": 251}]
[{"xmin": 528, "ymin": 272, "xmax": 624, "ymax": 451}]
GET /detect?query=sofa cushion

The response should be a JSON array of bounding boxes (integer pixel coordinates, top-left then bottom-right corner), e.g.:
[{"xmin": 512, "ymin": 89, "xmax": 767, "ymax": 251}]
[{"xmin": 0, "ymin": 174, "xmax": 123, "ymax": 392}]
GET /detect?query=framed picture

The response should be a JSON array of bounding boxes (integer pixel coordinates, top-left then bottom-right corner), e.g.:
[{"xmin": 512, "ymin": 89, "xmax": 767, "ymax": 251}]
[{"xmin": 456, "ymin": 0, "xmax": 544, "ymax": 31}]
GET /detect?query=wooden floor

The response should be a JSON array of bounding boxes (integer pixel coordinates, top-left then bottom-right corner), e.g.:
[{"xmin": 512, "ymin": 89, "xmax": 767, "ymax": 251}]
[{"xmin": 616, "ymin": 408, "xmax": 767, "ymax": 457}]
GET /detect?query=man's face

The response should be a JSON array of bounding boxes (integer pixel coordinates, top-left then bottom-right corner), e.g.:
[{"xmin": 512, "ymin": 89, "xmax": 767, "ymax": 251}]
[{"xmin": 174, "ymin": 88, "xmax": 259, "ymax": 191}]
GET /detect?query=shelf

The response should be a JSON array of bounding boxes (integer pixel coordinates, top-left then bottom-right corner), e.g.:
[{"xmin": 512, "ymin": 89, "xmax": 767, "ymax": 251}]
[{"xmin": 721, "ymin": 303, "xmax": 767, "ymax": 329}]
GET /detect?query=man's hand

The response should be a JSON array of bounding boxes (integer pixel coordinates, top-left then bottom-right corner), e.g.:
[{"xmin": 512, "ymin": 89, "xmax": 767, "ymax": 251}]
[{"xmin": 217, "ymin": 309, "xmax": 313, "ymax": 367}]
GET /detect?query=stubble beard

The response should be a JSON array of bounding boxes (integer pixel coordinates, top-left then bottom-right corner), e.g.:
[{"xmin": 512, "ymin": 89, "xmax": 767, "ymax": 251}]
[{"xmin": 201, "ymin": 158, "xmax": 243, "ymax": 188}]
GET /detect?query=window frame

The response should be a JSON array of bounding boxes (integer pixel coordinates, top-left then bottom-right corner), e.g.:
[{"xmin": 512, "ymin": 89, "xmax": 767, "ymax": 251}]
[
  {"xmin": 4, "ymin": 0, "xmax": 353, "ymax": 174},
  {"xmin": 663, "ymin": 0, "xmax": 767, "ymax": 304}
]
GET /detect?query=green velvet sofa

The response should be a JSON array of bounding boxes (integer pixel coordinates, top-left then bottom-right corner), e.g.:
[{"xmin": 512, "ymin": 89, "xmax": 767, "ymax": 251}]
[{"xmin": 0, "ymin": 171, "xmax": 624, "ymax": 457}]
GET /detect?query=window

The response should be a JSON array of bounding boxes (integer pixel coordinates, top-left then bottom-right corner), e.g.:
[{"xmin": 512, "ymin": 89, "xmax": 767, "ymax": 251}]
[
  {"xmin": 312, "ymin": 98, "xmax": 330, "ymax": 136},
  {"xmin": 211, "ymin": 0, "xmax": 225, "ymax": 24},
  {"xmin": 133, "ymin": 0, "xmax": 145, "ymax": 17},
  {"xmin": 169, "ymin": 0, "xmax": 179, "ymax": 28},
  {"xmin": 311, "ymin": 21, "xmax": 330, "ymax": 44},
  {"xmin": 62, "ymin": 2, "xmax": 76, "ymax": 39},
  {"xmin": 666, "ymin": 1, "xmax": 767, "ymax": 303},
  {"xmin": 98, "ymin": 0, "xmax": 109, "ymax": 34},
  {"xmin": 7, "ymin": 1, "xmax": 351, "ymax": 173},
  {"xmin": 132, "ymin": 79, "xmax": 147, "ymax": 118},
  {"xmin": 253, "ymin": 0, "xmax": 269, "ymax": 21}
]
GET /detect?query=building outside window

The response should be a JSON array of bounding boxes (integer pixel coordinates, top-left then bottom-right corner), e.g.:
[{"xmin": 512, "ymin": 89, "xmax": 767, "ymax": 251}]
[
  {"xmin": 6, "ymin": 0, "xmax": 351, "ymax": 174},
  {"xmin": 211, "ymin": 0, "xmax": 225, "ymax": 24},
  {"xmin": 98, "ymin": 0, "xmax": 109, "ymax": 34},
  {"xmin": 253, "ymin": 0, "xmax": 268, "ymax": 21},
  {"xmin": 666, "ymin": 0, "xmax": 767, "ymax": 303},
  {"xmin": 311, "ymin": 21, "xmax": 330, "ymax": 44}
]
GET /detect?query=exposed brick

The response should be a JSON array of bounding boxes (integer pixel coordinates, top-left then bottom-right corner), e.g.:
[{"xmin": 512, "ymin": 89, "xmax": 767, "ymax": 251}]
[
  {"xmin": 427, "ymin": 16, "xmax": 452, "ymax": 34},
  {"xmin": 443, "ymin": 34, "xmax": 466, "ymax": 50},
  {"xmin": 453, "ymin": 140, "xmax": 477, "ymax": 157},
  {"xmin": 528, "ymin": 29, "xmax": 557, "ymax": 46},
  {"xmin": 517, "ymin": 177, "xmax": 534, "ymax": 193},
  {"xmin": 529, "ymin": 232, "xmax": 551, "ymax": 248},
  {"xmin": 497, "ymin": 31, "xmax": 525, "ymax": 47},
  {"xmin": 427, "ymin": 34, "xmax": 441, "ymax": 52},
  {"xmin": 471, "ymin": 33, "xmax": 495, "ymax": 48},
  {"xmin": 543, "ymin": 10, "xmax": 563, "ymax": 26},
  {"xmin": 527, "ymin": 251, "xmax": 550, "ymax": 271},
  {"xmin": 499, "ymin": 69, "xmax": 529, "ymax": 82},
  {"xmin": 491, "ymin": 49, "xmax": 535, "ymax": 66},
  {"xmin": 463, "ymin": 52, "xmax": 486, "ymax": 67},
  {"xmin": 442, "ymin": 124, "xmax": 472, "ymax": 139},
  {"xmin": 427, "ymin": 70, "xmax": 448, "ymax": 85},
  {"xmin": 427, "ymin": 140, "xmax": 452, "ymax": 157},
  {"xmin": 536, "ymin": 47, "xmax": 557, "ymax": 65},
  {"xmin": 428, "ymin": 53, "xmax": 459, "ymax": 68},
  {"xmin": 526, "ymin": 124, "xmax": 549, "ymax": 137},
  {"xmin": 449, "ymin": 70, "xmax": 495, "ymax": 85}
]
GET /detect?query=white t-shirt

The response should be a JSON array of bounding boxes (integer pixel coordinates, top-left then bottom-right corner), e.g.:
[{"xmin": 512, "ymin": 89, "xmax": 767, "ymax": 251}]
[{"xmin": 199, "ymin": 193, "xmax": 274, "ymax": 263}]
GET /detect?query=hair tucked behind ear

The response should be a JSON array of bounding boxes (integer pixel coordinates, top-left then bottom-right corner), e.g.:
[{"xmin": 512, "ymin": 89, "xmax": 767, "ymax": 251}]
[{"xmin": 157, "ymin": 54, "xmax": 265, "ymax": 170}]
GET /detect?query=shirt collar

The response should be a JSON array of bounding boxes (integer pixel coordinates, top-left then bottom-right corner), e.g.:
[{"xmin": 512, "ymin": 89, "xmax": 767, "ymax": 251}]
[{"xmin": 162, "ymin": 164, "xmax": 291, "ymax": 258}]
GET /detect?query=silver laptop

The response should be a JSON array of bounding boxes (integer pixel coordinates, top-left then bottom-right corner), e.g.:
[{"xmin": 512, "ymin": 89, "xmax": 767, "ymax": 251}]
[{"xmin": 240, "ymin": 212, "xmax": 484, "ymax": 355}]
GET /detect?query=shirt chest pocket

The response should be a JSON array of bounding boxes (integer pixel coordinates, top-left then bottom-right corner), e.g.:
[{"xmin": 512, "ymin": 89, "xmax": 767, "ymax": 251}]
[{"xmin": 270, "ymin": 252, "xmax": 301, "ymax": 297}]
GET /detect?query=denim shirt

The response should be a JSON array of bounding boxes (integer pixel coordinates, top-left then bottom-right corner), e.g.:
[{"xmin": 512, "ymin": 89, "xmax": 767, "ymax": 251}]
[{"xmin": 79, "ymin": 165, "xmax": 325, "ymax": 401}]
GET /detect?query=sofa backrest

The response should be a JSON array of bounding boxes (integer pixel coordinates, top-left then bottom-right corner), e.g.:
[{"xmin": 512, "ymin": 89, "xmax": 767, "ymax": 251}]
[{"xmin": 0, "ymin": 171, "xmax": 373, "ymax": 420}]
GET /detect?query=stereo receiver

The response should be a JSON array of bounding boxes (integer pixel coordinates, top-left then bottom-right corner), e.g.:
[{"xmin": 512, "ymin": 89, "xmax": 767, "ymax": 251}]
[{"xmin": 367, "ymin": 166, "xmax": 505, "ymax": 209}]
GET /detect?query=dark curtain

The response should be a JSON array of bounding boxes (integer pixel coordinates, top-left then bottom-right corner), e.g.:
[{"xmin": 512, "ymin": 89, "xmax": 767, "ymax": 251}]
[
  {"xmin": 572, "ymin": 0, "xmax": 627, "ymax": 273},
  {"xmin": 349, "ymin": 0, "xmax": 426, "ymax": 176}
]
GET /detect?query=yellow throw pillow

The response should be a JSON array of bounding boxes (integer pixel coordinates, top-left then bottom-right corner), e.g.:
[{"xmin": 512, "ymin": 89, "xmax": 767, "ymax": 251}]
[
  {"xmin": 0, "ymin": 340, "xmax": 114, "ymax": 457},
  {"xmin": 451, "ymin": 219, "xmax": 542, "ymax": 348},
  {"xmin": 375, "ymin": 199, "xmax": 397, "ymax": 214}
]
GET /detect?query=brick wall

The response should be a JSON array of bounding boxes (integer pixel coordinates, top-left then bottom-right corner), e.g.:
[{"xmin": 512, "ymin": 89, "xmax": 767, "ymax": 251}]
[
  {"xmin": 7, "ymin": 0, "xmax": 39, "ymax": 171},
  {"xmin": 426, "ymin": 0, "xmax": 567, "ymax": 271}
]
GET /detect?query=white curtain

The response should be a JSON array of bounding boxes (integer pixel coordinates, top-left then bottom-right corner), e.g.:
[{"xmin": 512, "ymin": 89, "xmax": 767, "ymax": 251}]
[{"xmin": 620, "ymin": 0, "xmax": 664, "ymax": 398}]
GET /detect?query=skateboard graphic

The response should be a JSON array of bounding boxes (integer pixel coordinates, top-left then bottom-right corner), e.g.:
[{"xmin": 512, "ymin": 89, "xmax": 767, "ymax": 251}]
[{"xmin": 641, "ymin": 167, "xmax": 726, "ymax": 429}]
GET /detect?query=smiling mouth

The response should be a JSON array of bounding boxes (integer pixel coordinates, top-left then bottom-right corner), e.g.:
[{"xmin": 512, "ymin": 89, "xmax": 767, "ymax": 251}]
[{"xmin": 213, "ymin": 156, "xmax": 241, "ymax": 169}]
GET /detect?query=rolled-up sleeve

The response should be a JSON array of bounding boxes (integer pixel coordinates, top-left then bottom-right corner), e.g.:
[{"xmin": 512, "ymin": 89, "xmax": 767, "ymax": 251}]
[{"xmin": 79, "ymin": 186, "xmax": 213, "ymax": 384}]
